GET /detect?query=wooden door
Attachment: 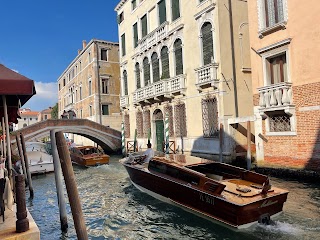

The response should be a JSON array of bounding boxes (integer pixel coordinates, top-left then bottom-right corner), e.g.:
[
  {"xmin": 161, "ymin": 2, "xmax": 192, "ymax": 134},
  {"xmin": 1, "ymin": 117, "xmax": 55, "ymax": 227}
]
[{"xmin": 155, "ymin": 120, "xmax": 164, "ymax": 152}]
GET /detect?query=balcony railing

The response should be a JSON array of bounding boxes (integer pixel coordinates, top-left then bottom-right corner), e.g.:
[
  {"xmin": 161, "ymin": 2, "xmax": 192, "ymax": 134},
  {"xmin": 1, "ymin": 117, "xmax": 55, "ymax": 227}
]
[
  {"xmin": 120, "ymin": 95, "xmax": 129, "ymax": 108},
  {"xmin": 257, "ymin": 82, "xmax": 293, "ymax": 110},
  {"xmin": 137, "ymin": 21, "xmax": 169, "ymax": 53},
  {"xmin": 195, "ymin": 63, "xmax": 219, "ymax": 91},
  {"xmin": 133, "ymin": 75, "xmax": 186, "ymax": 104}
]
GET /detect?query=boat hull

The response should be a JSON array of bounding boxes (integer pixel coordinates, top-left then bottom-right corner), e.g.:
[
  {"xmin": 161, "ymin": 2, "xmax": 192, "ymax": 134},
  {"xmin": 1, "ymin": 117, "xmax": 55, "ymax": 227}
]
[{"xmin": 123, "ymin": 164, "xmax": 288, "ymax": 229}]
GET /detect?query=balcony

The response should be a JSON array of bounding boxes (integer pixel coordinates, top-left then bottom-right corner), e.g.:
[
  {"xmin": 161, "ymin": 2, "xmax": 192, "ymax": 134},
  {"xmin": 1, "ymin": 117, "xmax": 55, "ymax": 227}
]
[
  {"xmin": 137, "ymin": 22, "xmax": 169, "ymax": 54},
  {"xmin": 120, "ymin": 95, "xmax": 129, "ymax": 109},
  {"xmin": 195, "ymin": 63, "xmax": 219, "ymax": 92},
  {"xmin": 257, "ymin": 82, "xmax": 295, "ymax": 116},
  {"xmin": 133, "ymin": 75, "xmax": 186, "ymax": 105}
]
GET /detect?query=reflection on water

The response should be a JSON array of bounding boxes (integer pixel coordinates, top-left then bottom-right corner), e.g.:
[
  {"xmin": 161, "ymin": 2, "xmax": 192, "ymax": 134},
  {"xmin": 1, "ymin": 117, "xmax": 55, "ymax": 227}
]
[{"xmin": 27, "ymin": 155, "xmax": 320, "ymax": 240}]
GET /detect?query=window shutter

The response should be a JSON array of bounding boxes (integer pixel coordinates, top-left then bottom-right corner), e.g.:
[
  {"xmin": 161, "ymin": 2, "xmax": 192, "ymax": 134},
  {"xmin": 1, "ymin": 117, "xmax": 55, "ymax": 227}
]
[
  {"xmin": 121, "ymin": 34, "xmax": 126, "ymax": 56},
  {"xmin": 133, "ymin": 23, "xmax": 138, "ymax": 48},
  {"xmin": 158, "ymin": 0, "xmax": 167, "ymax": 25},
  {"xmin": 135, "ymin": 63, "xmax": 141, "ymax": 89},
  {"xmin": 172, "ymin": 0, "xmax": 180, "ymax": 21},
  {"xmin": 202, "ymin": 22, "xmax": 214, "ymax": 65},
  {"xmin": 152, "ymin": 52, "xmax": 160, "ymax": 82},
  {"xmin": 174, "ymin": 39, "xmax": 183, "ymax": 75},
  {"xmin": 123, "ymin": 70, "xmax": 128, "ymax": 95},
  {"xmin": 161, "ymin": 47, "xmax": 169, "ymax": 79},
  {"xmin": 141, "ymin": 15, "xmax": 148, "ymax": 38},
  {"xmin": 143, "ymin": 58, "xmax": 150, "ymax": 85}
]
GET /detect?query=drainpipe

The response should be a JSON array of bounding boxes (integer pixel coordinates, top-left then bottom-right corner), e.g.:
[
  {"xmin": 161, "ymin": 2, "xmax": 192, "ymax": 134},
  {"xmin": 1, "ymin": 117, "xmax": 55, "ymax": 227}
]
[
  {"xmin": 228, "ymin": 0, "xmax": 239, "ymax": 118},
  {"xmin": 95, "ymin": 40, "xmax": 102, "ymax": 124}
]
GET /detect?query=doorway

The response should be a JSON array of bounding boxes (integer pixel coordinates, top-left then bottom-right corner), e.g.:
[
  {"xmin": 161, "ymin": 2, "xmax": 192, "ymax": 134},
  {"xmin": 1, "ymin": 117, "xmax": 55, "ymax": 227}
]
[{"xmin": 155, "ymin": 120, "xmax": 164, "ymax": 152}]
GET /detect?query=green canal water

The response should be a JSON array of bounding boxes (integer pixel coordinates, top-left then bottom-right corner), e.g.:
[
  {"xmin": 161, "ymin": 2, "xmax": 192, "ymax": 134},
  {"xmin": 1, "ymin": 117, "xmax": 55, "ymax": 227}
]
[{"xmin": 27, "ymin": 155, "xmax": 320, "ymax": 240}]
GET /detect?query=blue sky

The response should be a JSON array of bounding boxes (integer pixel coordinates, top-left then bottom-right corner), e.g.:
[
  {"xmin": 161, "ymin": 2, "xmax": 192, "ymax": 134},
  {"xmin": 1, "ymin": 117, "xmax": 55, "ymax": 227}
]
[{"xmin": 0, "ymin": 0, "xmax": 120, "ymax": 111}]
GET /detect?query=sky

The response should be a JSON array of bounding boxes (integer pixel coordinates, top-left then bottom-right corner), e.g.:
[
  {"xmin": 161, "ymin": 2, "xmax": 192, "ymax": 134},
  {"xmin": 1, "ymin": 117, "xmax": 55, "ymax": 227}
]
[{"xmin": 0, "ymin": 0, "xmax": 120, "ymax": 111}]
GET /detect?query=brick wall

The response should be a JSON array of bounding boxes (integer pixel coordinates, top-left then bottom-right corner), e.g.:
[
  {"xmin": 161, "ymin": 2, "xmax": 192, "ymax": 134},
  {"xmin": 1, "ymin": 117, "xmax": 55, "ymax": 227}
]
[{"xmin": 256, "ymin": 82, "xmax": 320, "ymax": 171}]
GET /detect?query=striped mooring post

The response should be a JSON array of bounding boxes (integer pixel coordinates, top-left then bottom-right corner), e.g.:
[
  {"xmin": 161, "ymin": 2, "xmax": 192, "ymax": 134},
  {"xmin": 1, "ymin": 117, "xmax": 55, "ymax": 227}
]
[
  {"xmin": 121, "ymin": 122, "xmax": 126, "ymax": 156},
  {"xmin": 165, "ymin": 112, "xmax": 169, "ymax": 154}
]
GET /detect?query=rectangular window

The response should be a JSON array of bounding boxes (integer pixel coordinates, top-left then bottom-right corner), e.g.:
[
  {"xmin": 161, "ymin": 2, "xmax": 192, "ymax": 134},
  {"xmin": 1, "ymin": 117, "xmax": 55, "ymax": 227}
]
[
  {"xmin": 118, "ymin": 12, "xmax": 124, "ymax": 24},
  {"xmin": 141, "ymin": 14, "xmax": 148, "ymax": 38},
  {"xmin": 80, "ymin": 109, "xmax": 83, "ymax": 118},
  {"xmin": 101, "ymin": 49, "xmax": 108, "ymax": 61},
  {"xmin": 202, "ymin": 98, "xmax": 219, "ymax": 137},
  {"xmin": 102, "ymin": 105, "xmax": 109, "ymax": 115},
  {"xmin": 132, "ymin": 0, "xmax": 137, "ymax": 10},
  {"xmin": 264, "ymin": 0, "xmax": 284, "ymax": 28},
  {"xmin": 88, "ymin": 52, "xmax": 91, "ymax": 62},
  {"xmin": 121, "ymin": 33, "xmax": 126, "ymax": 56},
  {"xmin": 44, "ymin": 115, "xmax": 48, "ymax": 120},
  {"xmin": 89, "ymin": 80, "xmax": 92, "ymax": 95},
  {"xmin": 268, "ymin": 110, "xmax": 291, "ymax": 132},
  {"xmin": 267, "ymin": 53, "xmax": 287, "ymax": 85},
  {"xmin": 158, "ymin": 0, "xmax": 167, "ymax": 25},
  {"xmin": 133, "ymin": 23, "xmax": 138, "ymax": 48},
  {"xmin": 101, "ymin": 78, "xmax": 109, "ymax": 94},
  {"xmin": 171, "ymin": 0, "xmax": 180, "ymax": 21},
  {"xmin": 89, "ymin": 105, "xmax": 93, "ymax": 116},
  {"xmin": 79, "ymin": 86, "xmax": 82, "ymax": 100}
]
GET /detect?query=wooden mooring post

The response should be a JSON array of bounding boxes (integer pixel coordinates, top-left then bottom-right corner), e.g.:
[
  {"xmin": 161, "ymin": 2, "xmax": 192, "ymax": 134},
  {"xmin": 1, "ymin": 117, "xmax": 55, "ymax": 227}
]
[
  {"xmin": 20, "ymin": 133, "xmax": 34, "ymax": 198},
  {"xmin": 15, "ymin": 135, "xmax": 28, "ymax": 186},
  {"xmin": 50, "ymin": 130, "xmax": 68, "ymax": 232},
  {"xmin": 219, "ymin": 123, "xmax": 223, "ymax": 162},
  {"xmin": 15, "ymin": 174, "xmax": 29, "ymax": 233},
  {"xmin": 55, "ymin": 131, "xmax": 88, "ymax": 240}
]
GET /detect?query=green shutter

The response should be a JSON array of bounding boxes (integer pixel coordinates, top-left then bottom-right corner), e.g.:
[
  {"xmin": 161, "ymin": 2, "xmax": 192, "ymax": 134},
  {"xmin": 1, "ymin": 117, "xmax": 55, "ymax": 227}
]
[
  {"xmin": 143, "ymin": 58, "xmax": 150, "ymax": 85},
  {"xmin": 202, "ymin": 22, "xmax": 214, "ymax": 65},
  {"xmin": 158, "ymin": 0, "xmax": 167, "ymax": 25},
  {"xmin": 102, "ymin": 105, "xmax": 109, "ymax": 115},
  {"xmin": 135, "ymin": 63, "xmax": 141, "ymax": 89},
  {"xmin": 123, "ymin": 70, "xmax": 128, "ymax": 95},
  {"xmin": 161, "ymin": 46, "xmax": 169, "ymax": 79},
  {"xmin": 141, "ymin": 14, "xmax": 148, "ymax": 38},
  {"xmin": 174, "ymin": 39, "xmax": 183, "ymax": 75},
  {"xmin": 152, "ymin": 52, "xmax": 160, "ymax": 82},
  {"xmin": 133, "ymin": 23, "xmax": 138, "ymax": 48},
  {"xmin": 172, "ymin": 0, "xmax": 180, "ymax": 21},
  {"xmin": 121, "ymin": 33, "xmax": 126, "ymax": 56}
]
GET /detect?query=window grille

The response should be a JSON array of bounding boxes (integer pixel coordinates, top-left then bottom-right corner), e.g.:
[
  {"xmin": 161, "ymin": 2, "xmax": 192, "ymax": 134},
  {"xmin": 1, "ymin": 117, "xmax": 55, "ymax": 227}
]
[
  {"xmin": 123, "ymin": 70, "xmax": 128, "ymax": 95},
  {"xmin": 136, "ymin": 111, "xmax": 144, "ymax": 137},
  {"xmin": 164, "ymin": 105, "xmax": 174, "ymax": 137},
  {"xmin": 143, "ymin": 57, "xmax": 150, "ymax": 86},
  {"xmin": 269, "ymin": 111, "xmax": 291, "ymax": 132},
  {"xmin": 124, "ymin": 114, "xmax": 130, "ymax": 138},
  {"xmin": 153, "ymin": 109, "xmax": 163, "ymax": 120},
  {"xmin": 202, "ymin": 97, "xmax": 219, "ymax": 137},
  {"xmin": 143, "ymin": 110, "xmax": 151, "ymax": 138},
  {"xmin": 161, "ymin": 46, "xmax": 169, "ymax": 79},
  {"xmin": 152, "ymin": 52, "xmax": 160, "ymax": 82},
  {"xmin": 174, "ymin": 103, "xmax": 187, "ymax": 137},
  {"xmin": 135, "ymin": 63, "xmax": 141, "ymax": 89},
  {"xmin": 174, "ymin": 39, "xmax": 183, "ymax": 75},
  {"xmin": 201, "ymin": 22, "xmax": 214, "ymax": 65}
]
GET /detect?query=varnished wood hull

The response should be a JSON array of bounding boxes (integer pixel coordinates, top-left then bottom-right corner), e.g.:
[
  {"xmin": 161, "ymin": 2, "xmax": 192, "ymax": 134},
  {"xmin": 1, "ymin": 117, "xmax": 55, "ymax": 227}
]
[
  {"xmin": 123, "ymin": 164, "xmax": 288, "ymax": 229},
  {"xmin": 71, "ymin": 155, "xmax": 109, "ymax": 167}
]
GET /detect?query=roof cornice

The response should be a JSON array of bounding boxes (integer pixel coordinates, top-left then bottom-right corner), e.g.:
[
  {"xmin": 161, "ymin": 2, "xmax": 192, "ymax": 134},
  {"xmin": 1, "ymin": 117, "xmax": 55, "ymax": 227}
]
[{"xmin": 115, "ymin": 0, "xmax": 128, "ymax": 12}]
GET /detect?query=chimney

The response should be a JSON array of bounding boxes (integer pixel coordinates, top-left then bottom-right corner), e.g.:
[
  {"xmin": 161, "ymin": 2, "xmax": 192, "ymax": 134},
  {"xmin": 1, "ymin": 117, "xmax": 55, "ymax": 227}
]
[
  {"xmin": 82, "ymin": 40, "xmax": 87, "ymax": 49},
  {"xmin": 78, "ymin": 49, "xmax": 81, "ymax": 54}
]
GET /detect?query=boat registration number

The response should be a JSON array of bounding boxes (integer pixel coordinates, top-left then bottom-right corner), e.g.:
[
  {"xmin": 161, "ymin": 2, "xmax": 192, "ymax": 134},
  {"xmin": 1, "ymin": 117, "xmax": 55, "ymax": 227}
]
[{"xmin": 199, "ymin": 193, "xmax": 214, "ymax": 205}]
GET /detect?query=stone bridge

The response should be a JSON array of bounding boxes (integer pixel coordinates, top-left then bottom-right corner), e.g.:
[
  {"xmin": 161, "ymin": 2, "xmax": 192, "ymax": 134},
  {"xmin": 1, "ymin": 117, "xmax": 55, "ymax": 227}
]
[{"xmin": 11, "ymin": 119, "xmax": 122, "ymax": 153}]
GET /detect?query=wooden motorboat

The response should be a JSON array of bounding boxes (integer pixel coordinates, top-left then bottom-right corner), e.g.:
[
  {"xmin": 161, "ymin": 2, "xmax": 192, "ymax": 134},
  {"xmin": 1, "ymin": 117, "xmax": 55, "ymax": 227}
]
[
  {"xmin": 69, "ymin": 146, "xmax": 109, "ymax": 167},
  {"xmin": 120, "ymin": 154, "xmax": 289, "ymax": 229}
]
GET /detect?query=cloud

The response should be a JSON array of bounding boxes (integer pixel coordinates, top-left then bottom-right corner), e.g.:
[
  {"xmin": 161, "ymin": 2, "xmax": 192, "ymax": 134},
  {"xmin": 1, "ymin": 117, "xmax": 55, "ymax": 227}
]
[{"xmin": 23, "ymin": 81, "xmax": 58, "ymax": 111}]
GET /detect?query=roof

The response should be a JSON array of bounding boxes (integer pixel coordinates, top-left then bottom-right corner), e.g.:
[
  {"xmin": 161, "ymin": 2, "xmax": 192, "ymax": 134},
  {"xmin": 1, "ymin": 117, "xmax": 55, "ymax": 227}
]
[
  {"xmin": 40, "ymin": 108, "xmax": 52, "ymax": 114},
  {"xmin": 20, "ymin": 111, "xmax": 39, "ymax": 116}
]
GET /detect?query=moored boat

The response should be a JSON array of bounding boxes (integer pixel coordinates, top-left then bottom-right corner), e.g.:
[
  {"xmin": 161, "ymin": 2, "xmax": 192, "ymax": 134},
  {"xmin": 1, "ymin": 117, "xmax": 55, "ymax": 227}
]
[
  {"xmin": 69, "ymin": 146, "xmax": 110, "ymax": 167},
  {"xmin": 120, "ymin": 154, "xmax": 289, "ymax": 229}
]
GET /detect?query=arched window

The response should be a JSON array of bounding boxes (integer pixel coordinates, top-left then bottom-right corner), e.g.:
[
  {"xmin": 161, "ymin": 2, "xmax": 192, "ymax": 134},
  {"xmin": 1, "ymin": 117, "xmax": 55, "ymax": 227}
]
[
  {"xmin": 174, "ymin": 39, "xmax": 183, "ymax": 75},
  {"xmin": 135, "ymin": 62, "xmax": 141, "ymax": 89},
  {"xmin": 161, "ymin": 46, "xmax": 169, "ymax": 79},
  {"xmin": 201, "ymin": 22, "xmax": 214, "ymax": 65},
  {"xmin": 123, "ymin": 70, "xmax": 128, "ymax": 95},
  {"xmin": 143, "ymin": 57, "xmax": 150, "ymax": 86},
  {"xmin": 151, "ymin": 52, "xmax": 160, "ymax": 82}
]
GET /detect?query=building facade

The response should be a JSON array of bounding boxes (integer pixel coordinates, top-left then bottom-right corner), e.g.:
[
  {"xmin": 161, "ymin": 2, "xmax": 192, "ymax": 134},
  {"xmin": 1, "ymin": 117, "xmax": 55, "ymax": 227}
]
[
  {"xmin": 37, "ymin": 107, "xmax": 52, "ymax": 122},
  {"xmin": 248, "ymin": 0, "xmax": 320, "ymax": 170},
  {"xmin": 14, "ymin": 108, "xmax": 39, "ymax": 130},
  {"xmin": 57, "ymin": 39, "xmax": 122, "ymax": 145},
  {"xmin": 115, "ymin": 0, "xmax": 253, "ymax": 160}
]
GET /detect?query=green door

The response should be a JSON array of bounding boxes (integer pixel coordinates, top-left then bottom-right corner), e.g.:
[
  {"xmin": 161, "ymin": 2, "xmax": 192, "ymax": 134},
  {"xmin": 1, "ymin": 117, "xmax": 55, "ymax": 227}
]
[{"xmin": 155, "ymin": 120, "xmax": 164, "ymax": 152}]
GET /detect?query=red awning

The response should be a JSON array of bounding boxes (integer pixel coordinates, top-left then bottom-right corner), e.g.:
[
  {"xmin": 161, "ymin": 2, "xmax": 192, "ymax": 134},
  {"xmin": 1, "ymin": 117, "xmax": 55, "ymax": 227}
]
[{"xmin": 0, "ymin": 64, "xmax": 36, "ymax": 123}]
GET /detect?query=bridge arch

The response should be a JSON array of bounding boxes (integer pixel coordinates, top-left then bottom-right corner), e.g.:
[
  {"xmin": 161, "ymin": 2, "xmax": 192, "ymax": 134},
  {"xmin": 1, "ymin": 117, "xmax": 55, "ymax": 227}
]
[{"xmin": 11, "ymin": 119, "xmax": 122, "ymax": 153}]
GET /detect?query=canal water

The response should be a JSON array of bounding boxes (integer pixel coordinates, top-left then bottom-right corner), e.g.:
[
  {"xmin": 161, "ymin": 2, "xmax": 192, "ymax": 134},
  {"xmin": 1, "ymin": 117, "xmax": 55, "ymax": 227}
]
[{"xmin": 27, "ymin": 155, "xmax": 320, "ymax": 240}]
